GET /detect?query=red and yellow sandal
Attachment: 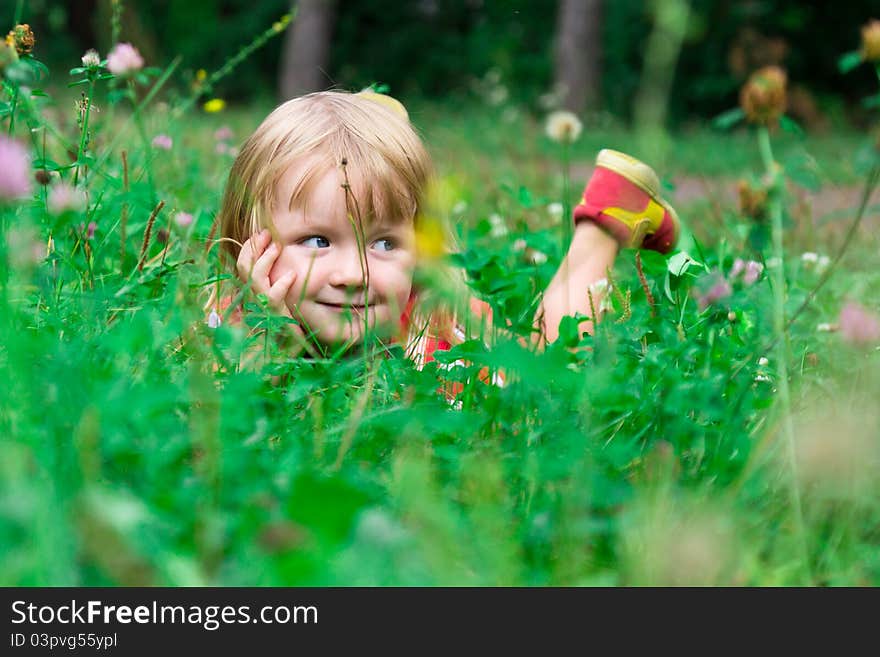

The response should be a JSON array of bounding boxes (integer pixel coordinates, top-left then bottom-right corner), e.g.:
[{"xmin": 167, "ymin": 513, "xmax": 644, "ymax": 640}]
[{"xmin": 573, "ymin": 149, "xmax": 680, "ymax": 254}]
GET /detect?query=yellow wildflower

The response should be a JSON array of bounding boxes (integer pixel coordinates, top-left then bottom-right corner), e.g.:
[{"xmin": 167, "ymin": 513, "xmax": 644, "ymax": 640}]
[
  {"xmin": 203, "ymin": 98, "xmax": 226, "ymax": 113},
  {"xmin": 414, "ymin": 215, "xmax": 447, "ymax": 261}
]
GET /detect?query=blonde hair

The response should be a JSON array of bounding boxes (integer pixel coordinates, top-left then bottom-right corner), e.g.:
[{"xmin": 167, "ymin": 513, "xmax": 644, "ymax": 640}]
[{"xmin": 216, "ymin": 90, "xmax": 432, "ymax": 262}]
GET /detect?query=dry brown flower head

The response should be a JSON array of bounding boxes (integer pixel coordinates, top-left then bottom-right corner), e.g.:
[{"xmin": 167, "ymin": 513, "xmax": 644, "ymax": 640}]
[
  {"xmin": 861, "ymin": 19, "xmax": 880, "ymax": 62},
  {"xmin": 8, "ymin": 24, "xmax": 34, "ymax": 56},
  {"xmin": 739, "ymin": 66, "xmax": 787, "ymax": 126}
]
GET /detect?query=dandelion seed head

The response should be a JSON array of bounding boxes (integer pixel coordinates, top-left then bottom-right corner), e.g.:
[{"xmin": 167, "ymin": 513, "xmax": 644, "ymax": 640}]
[{"xmin": 545, "ymin": 110, "xmax": 583, "ymax": 144}]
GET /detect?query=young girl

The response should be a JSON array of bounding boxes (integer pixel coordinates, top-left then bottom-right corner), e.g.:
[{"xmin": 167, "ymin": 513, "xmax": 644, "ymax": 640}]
[{"xmin": 214, "ymin": 90, "xmax": 679, "ymax": 370}]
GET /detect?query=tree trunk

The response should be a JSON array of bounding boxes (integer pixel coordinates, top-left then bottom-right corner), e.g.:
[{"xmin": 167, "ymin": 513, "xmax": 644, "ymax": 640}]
[
  {"xmin": 553, "ymin": 0, "xmax": 602, "ymax": 113},
  {"xmin": 278, "ymin": 0, "xmax": 337, "ymax": 100}
]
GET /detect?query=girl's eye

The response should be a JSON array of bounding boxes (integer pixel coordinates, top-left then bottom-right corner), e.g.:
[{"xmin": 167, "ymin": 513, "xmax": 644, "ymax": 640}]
[
  {"xmin": 301, "ymin": 236, "xmax": 330, "ymax": 249},
  {"xmin": 372, "ymin": 238, "xmax": 395, "ymax": 252}
]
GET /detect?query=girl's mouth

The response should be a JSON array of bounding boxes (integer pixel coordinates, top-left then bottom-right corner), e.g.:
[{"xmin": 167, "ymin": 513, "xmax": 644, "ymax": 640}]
[{"xmin": 317, "ymin": 301, "xmax": 371, "ymax": 312}]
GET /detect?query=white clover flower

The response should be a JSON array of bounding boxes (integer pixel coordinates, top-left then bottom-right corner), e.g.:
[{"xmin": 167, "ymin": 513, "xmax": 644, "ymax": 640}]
[
  {"xmin": 754, "ymin": 373, "xmax": 772, "ymax": 382},
  {"xmin": 816, "ymin": 254, "xmax": 830, "ymax": 272},
  {"xmin": 484, "ymin": 68, "xmax": 502, "ymax": 86},
  {"xmin": 81, "ymin": 49, "xmax": 100, "ymax": 68},
  {"xmin": 758, "ymin": 357, "xmax": 769, "ymax": 366},
  {"xmin": 545, "ymin": 110, "xmax": 583, "ymax": 144},
  {"xmin": 513, "ymin": 238, "xmax": 527, "ymax": 252},
  {"xmin": 488, "ymin": 85, "xmax": 509, "ymax": 106},
  {"xmin": 547, "ymin": 202, "xmax": 564, "ymax": 220},
  {"xmin": 488, "ymin": 213, "xmax": 507, "ymax": 237},
  {"xmin": 528, "ymin": 249, "xmax": 548, "ymax": 265},
  {"xmin": 801, "ymin": 252, "xmax": 819, "ymax": 265},
  {"xmin": 501, "ymin": 107, "xmax": 519, "ymax": 124}
]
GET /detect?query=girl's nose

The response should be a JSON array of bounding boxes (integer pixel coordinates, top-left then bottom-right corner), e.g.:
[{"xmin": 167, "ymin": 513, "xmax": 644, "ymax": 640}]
[{"xmin": 328, "ymin": 247, "xmax": 368, "ymax": 288}]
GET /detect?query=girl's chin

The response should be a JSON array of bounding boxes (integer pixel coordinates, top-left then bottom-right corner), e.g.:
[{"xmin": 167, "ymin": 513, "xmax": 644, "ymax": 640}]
[{"xmin": 308, "ymin": 314, "xmax": 396, "ymax": 347}]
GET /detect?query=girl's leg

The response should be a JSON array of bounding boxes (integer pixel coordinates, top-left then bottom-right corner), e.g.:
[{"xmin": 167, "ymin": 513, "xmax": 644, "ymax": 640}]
[
  {"xmin": 532, "ymin": 149, "xmax": 680, "ymax": 348},
  {"xmin": 534, "ymin": 222, "xmax": 618, "ymax": 346}
]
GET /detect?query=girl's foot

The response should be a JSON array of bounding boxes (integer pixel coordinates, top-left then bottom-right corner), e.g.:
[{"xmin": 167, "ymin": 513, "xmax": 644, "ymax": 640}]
[{"xmin": 573, "ymin": 149, "xmax": 680, "ymax": 253}]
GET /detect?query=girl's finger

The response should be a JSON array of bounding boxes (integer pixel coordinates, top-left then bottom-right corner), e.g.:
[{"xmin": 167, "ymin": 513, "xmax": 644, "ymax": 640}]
[
  {"xmin": 250, "ymin": 240, "xmax": 281, "ymax": 286},
  {"xmin": 267, "ymin": 270, "xmax": 296, "ymax": 315},
  {"xmin": 236, "ymin": 230, "xmax": 271, "ymax": 274},
  {"xmin": 235, "ymin": 238, "xmax": 255, "ymax": 279}
]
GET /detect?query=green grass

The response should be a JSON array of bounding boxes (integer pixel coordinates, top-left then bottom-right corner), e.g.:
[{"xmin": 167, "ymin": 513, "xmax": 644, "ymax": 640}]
[{"xmin": 2, "ymin": 41, "xmax": 880, "ymax": 587}]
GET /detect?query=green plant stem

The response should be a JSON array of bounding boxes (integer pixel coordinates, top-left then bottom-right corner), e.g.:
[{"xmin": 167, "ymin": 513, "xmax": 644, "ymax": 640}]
[
  {"xmin": 93, "ymin": 57, "xmax": 181, "ymax": 174},
  {"xmin": 128, "ymin": 80, "xmax": 156, "ymax": 205},
  {"xmin": 7, "ymin": 87, "xmax": 18, "ymax": 136},
  {"xmin": 171, "ymin": 11, "xmax": 295, "ymax": 119},
  {"xmin": 110, "ymin": 0, "xmax": 123, "ymax": 46},
  {"xmin": 74, "ymin": 79, "xmax": 96, "ymax": 186},
  {"xmin": 13, "ymin": 0, "xmax": 24, "ymax": 23},
  {"xmin": 758, "ymin": 125, "xmax": 811, "ymax": 584}
]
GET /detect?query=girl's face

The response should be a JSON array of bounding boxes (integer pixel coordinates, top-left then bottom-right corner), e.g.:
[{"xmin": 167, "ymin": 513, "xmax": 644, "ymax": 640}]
[{"xmin": 266, "ymin": 161, "xmax": 417, "ymax": 346}]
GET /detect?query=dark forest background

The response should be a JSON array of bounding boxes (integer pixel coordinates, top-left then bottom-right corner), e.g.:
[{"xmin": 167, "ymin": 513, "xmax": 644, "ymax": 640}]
[{"xmin": 13, "ymin": 0, "xmax": 880, "ymax": 129}]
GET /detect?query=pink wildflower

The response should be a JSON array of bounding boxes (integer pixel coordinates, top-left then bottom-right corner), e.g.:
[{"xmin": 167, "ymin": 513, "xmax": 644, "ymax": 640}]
[
  {"xmin": 729, "ymin": 258, "xmax": 763, "ymax": 286},
  {"xmin": 174, "ymin": 212, "xmax": 194, "ymax": 228},
  {"xmin": 214, "ymin": 125, "xmax": 234, "ymax": 141},
  {"xmin": 838, "ymin": 302, "xmax": 880, "ymax": 346},
  {"xmin": 79, "ymin": 221, "xmax": 98, "ymax": 240},
  {"xmin": 729, "ymin": 258, "xmax": 746, "ymax": 278},
  {"xmin": 106, "ymin": 43, "xmax": 144, "ymax": 75},
  {"xmin": 0, "ymin": 136, "xmax": 32, "ymax": 200},
  {"xmin": 743, "ymin": 261, "xmax": 763, "ymax": 286},
  {"xmin": 47, "ymin": 183, "xmax": 86, "ymax": 215},
  {"xmin": 696, "ymin": 272, "xmax": 732, "ymax": 310},
  {"xmin": 151, "ymin": 134, "xmax": 173, "ymax": 150}
]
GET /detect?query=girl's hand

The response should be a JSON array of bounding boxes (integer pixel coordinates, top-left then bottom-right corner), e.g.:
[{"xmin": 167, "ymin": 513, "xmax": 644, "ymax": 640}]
[{"xmin": 236, "ymin": 229, "xmax": 297, "ymax": 318}]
